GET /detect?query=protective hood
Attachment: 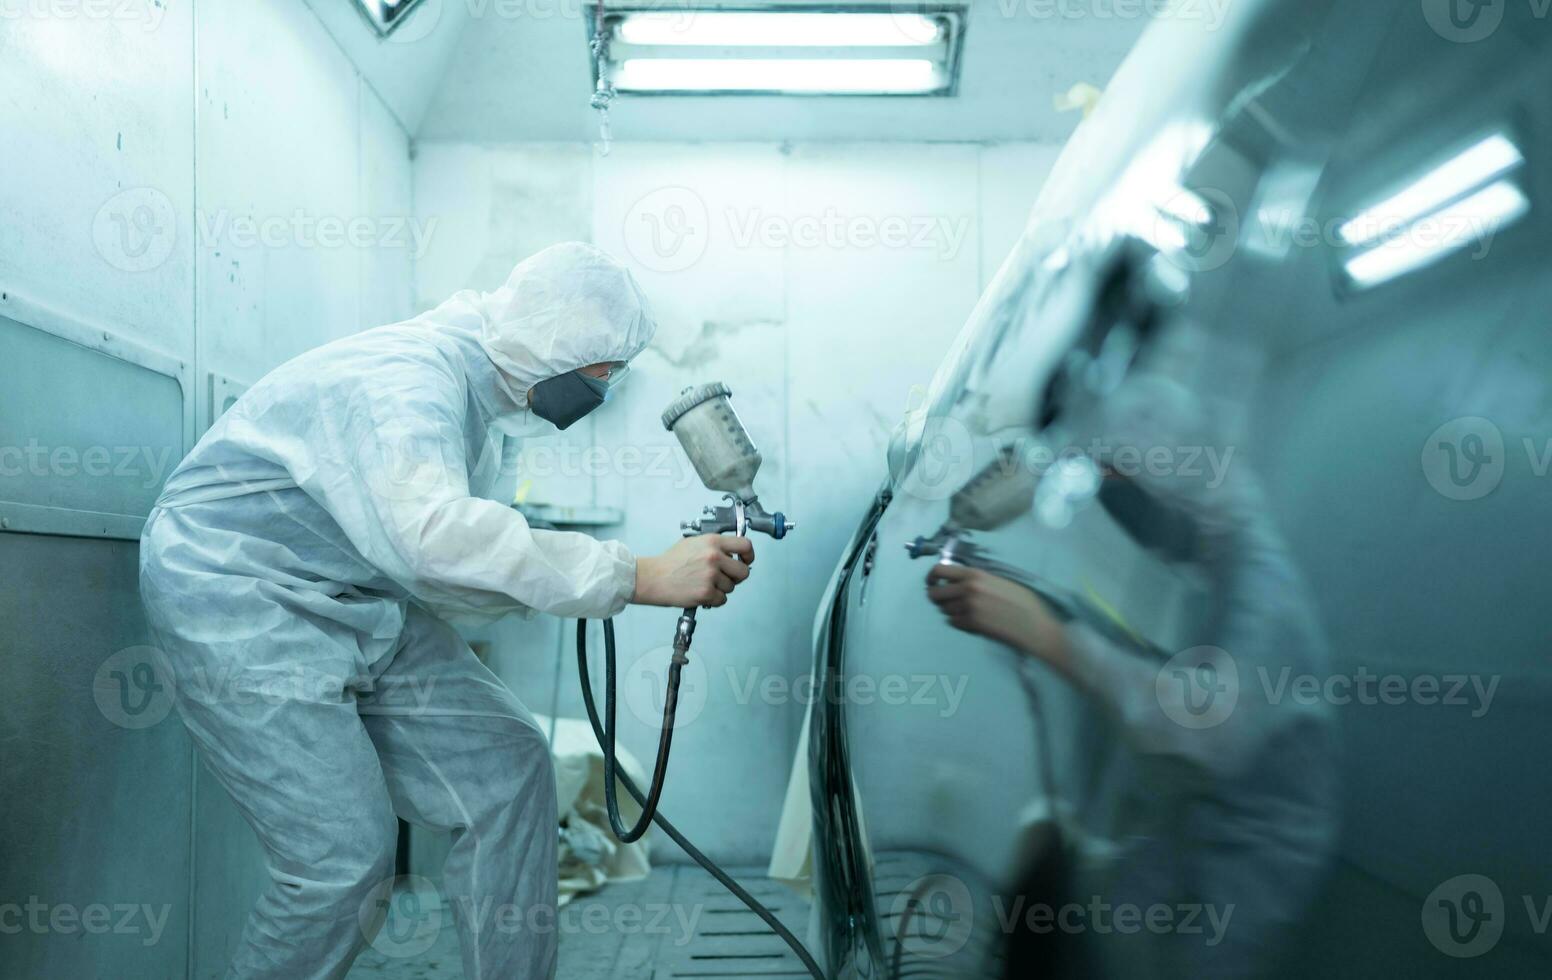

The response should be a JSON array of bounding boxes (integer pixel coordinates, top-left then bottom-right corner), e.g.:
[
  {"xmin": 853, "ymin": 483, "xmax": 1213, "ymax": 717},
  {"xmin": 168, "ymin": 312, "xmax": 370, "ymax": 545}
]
[{"xmin": 476, "ymin": 242, "xmax": 657, "ymax": 408}]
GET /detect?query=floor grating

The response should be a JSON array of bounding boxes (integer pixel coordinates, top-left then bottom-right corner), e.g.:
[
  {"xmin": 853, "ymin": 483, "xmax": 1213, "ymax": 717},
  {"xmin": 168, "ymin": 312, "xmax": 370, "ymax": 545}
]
[{"xmin": 347, "ymin": 864, "xmax": 813, "ymax": 980}]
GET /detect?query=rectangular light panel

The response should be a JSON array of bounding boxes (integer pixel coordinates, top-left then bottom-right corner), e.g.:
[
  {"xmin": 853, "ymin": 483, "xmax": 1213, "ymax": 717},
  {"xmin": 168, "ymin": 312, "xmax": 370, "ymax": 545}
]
[{"xmin": 599, "ymin": 6, "xmax": 964, "ymax": 97}]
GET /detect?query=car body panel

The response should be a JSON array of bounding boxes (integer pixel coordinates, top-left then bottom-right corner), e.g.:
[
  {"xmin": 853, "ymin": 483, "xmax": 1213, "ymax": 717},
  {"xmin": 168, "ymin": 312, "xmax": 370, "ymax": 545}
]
[{"xmin": 811, "ymin": 1, "xmax": 1552, "ymax": 976}]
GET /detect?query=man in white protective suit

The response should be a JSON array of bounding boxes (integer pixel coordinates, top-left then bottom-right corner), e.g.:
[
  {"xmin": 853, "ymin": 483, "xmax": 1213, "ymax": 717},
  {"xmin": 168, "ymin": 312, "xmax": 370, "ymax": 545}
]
[{"xmin": 139, "ymin": 243, "xmax": 755, "ymax": 979}]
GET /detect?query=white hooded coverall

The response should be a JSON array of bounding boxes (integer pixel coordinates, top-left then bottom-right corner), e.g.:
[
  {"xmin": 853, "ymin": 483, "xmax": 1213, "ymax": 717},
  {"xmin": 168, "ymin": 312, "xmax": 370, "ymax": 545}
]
[{"xmin": 139, "ymin": 243, "xmax": 656, "ymax": 979}]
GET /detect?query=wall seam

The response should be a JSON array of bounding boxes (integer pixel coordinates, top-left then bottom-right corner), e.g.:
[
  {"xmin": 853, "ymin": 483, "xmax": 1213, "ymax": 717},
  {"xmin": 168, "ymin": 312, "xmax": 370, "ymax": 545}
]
[
  {"xmin": 975, "ymin": 145, "xmax": 986, "ymax": 291},
  {"xmin": 300, "ymin": 0, "xmax": 416, "ymax": 138},
  {"xmin": 357, "ymin": 73, "xmax": 365, "ymax": 335},
  {"xmin": 779, "ymin": 148, "xmax": 796, "ymax": 756},
  {"xmin": 186, "ymin": 0, "xmax": 201, "ymax": 976}
]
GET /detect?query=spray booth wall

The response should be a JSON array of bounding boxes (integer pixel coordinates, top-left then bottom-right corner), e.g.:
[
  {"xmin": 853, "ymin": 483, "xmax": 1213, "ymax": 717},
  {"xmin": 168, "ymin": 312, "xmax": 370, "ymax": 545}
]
[{"xmin": 0, "ymin": 2, "xmax": 415, "ymax": 976}]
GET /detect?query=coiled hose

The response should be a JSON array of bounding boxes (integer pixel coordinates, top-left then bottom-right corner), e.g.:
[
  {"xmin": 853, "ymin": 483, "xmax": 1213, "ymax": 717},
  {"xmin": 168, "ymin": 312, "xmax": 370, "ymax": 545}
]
[{"xmin": 576, "ymin": 618, "xmax": 826, "ymax": 979}]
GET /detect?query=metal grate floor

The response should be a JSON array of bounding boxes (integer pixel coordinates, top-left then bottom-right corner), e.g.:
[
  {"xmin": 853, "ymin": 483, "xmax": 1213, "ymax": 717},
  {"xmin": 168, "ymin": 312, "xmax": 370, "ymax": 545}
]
[{"xmin": 347, "ymin": 865, "xmax": 814, "ymax": 980}]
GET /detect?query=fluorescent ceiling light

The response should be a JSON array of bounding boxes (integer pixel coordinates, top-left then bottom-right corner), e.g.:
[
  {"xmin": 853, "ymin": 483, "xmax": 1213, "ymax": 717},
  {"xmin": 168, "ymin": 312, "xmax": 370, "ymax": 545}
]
[
  {"xmin": 1344, "ymin": 180, "xmax": 1529, "ymax": 288},
  {"xmin": 599, "ymin": 6, "xmax": 963, "ymax": 96},
  {"xmin": 616, "ymin": 58, "xmax": 940, "ymax": 95},
  {"xmin": 617, "ymin": 12, "xmax": 942, "ymax": 47},
  {"xmin": 1339, "ymin": 133, "xmax": 1524, "ymax": 247}
]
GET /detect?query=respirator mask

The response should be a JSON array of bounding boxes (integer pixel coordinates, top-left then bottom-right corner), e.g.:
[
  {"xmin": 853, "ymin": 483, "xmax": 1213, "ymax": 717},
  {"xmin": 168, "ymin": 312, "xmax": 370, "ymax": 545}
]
[{"xmin": 530, "ymin": 364, "xmax": 629, "ymax": 430}]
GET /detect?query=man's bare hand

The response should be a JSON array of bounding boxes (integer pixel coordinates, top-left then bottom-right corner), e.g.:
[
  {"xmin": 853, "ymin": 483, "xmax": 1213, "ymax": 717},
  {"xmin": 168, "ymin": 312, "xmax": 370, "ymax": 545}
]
[{"xmin": 634, "ymin": 534, "xmax": 755, "ymax": 609}]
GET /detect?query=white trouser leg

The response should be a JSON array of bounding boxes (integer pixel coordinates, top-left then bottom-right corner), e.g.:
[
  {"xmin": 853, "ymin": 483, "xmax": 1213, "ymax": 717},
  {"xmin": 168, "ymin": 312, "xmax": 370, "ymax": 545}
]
[{"xmin": 361, "ymin": 608, "xmax": 560, "ymax": 980}]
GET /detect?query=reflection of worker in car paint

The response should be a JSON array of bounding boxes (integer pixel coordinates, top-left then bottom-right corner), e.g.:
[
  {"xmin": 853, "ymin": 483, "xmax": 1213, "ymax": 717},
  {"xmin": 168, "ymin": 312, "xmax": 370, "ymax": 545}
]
[{"xmin": 927, "ymin": 373, "xmax": 1338, "ymax": 980}]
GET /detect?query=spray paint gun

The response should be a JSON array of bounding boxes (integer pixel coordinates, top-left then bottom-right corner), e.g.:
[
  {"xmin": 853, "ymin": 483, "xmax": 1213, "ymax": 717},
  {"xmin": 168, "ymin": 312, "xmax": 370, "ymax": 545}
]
[
  {"xmin": 573, "ymin": 384, "xmax": 824, "ymax": 979},
  {"xmin": 577, "ymin": 382, "xmax": 794, "ymax": 845},
  {"xmin": 908, "ymin": 447, "xmax": 1163, "ymax": 652},
  {"xmin": 907, "ymin": 447, "xmax": 1094, "ymax": 627},
  {"xmin": 662, "ymin": 382, "xmax": 795, "ymax": 658}
]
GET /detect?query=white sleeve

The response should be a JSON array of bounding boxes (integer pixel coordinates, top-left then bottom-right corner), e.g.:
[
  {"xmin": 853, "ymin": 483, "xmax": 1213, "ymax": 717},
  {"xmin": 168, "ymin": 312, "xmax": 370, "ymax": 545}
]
[{"xmin": 307, "ymin": 365, "xmax": 637, "ymax": 620}]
